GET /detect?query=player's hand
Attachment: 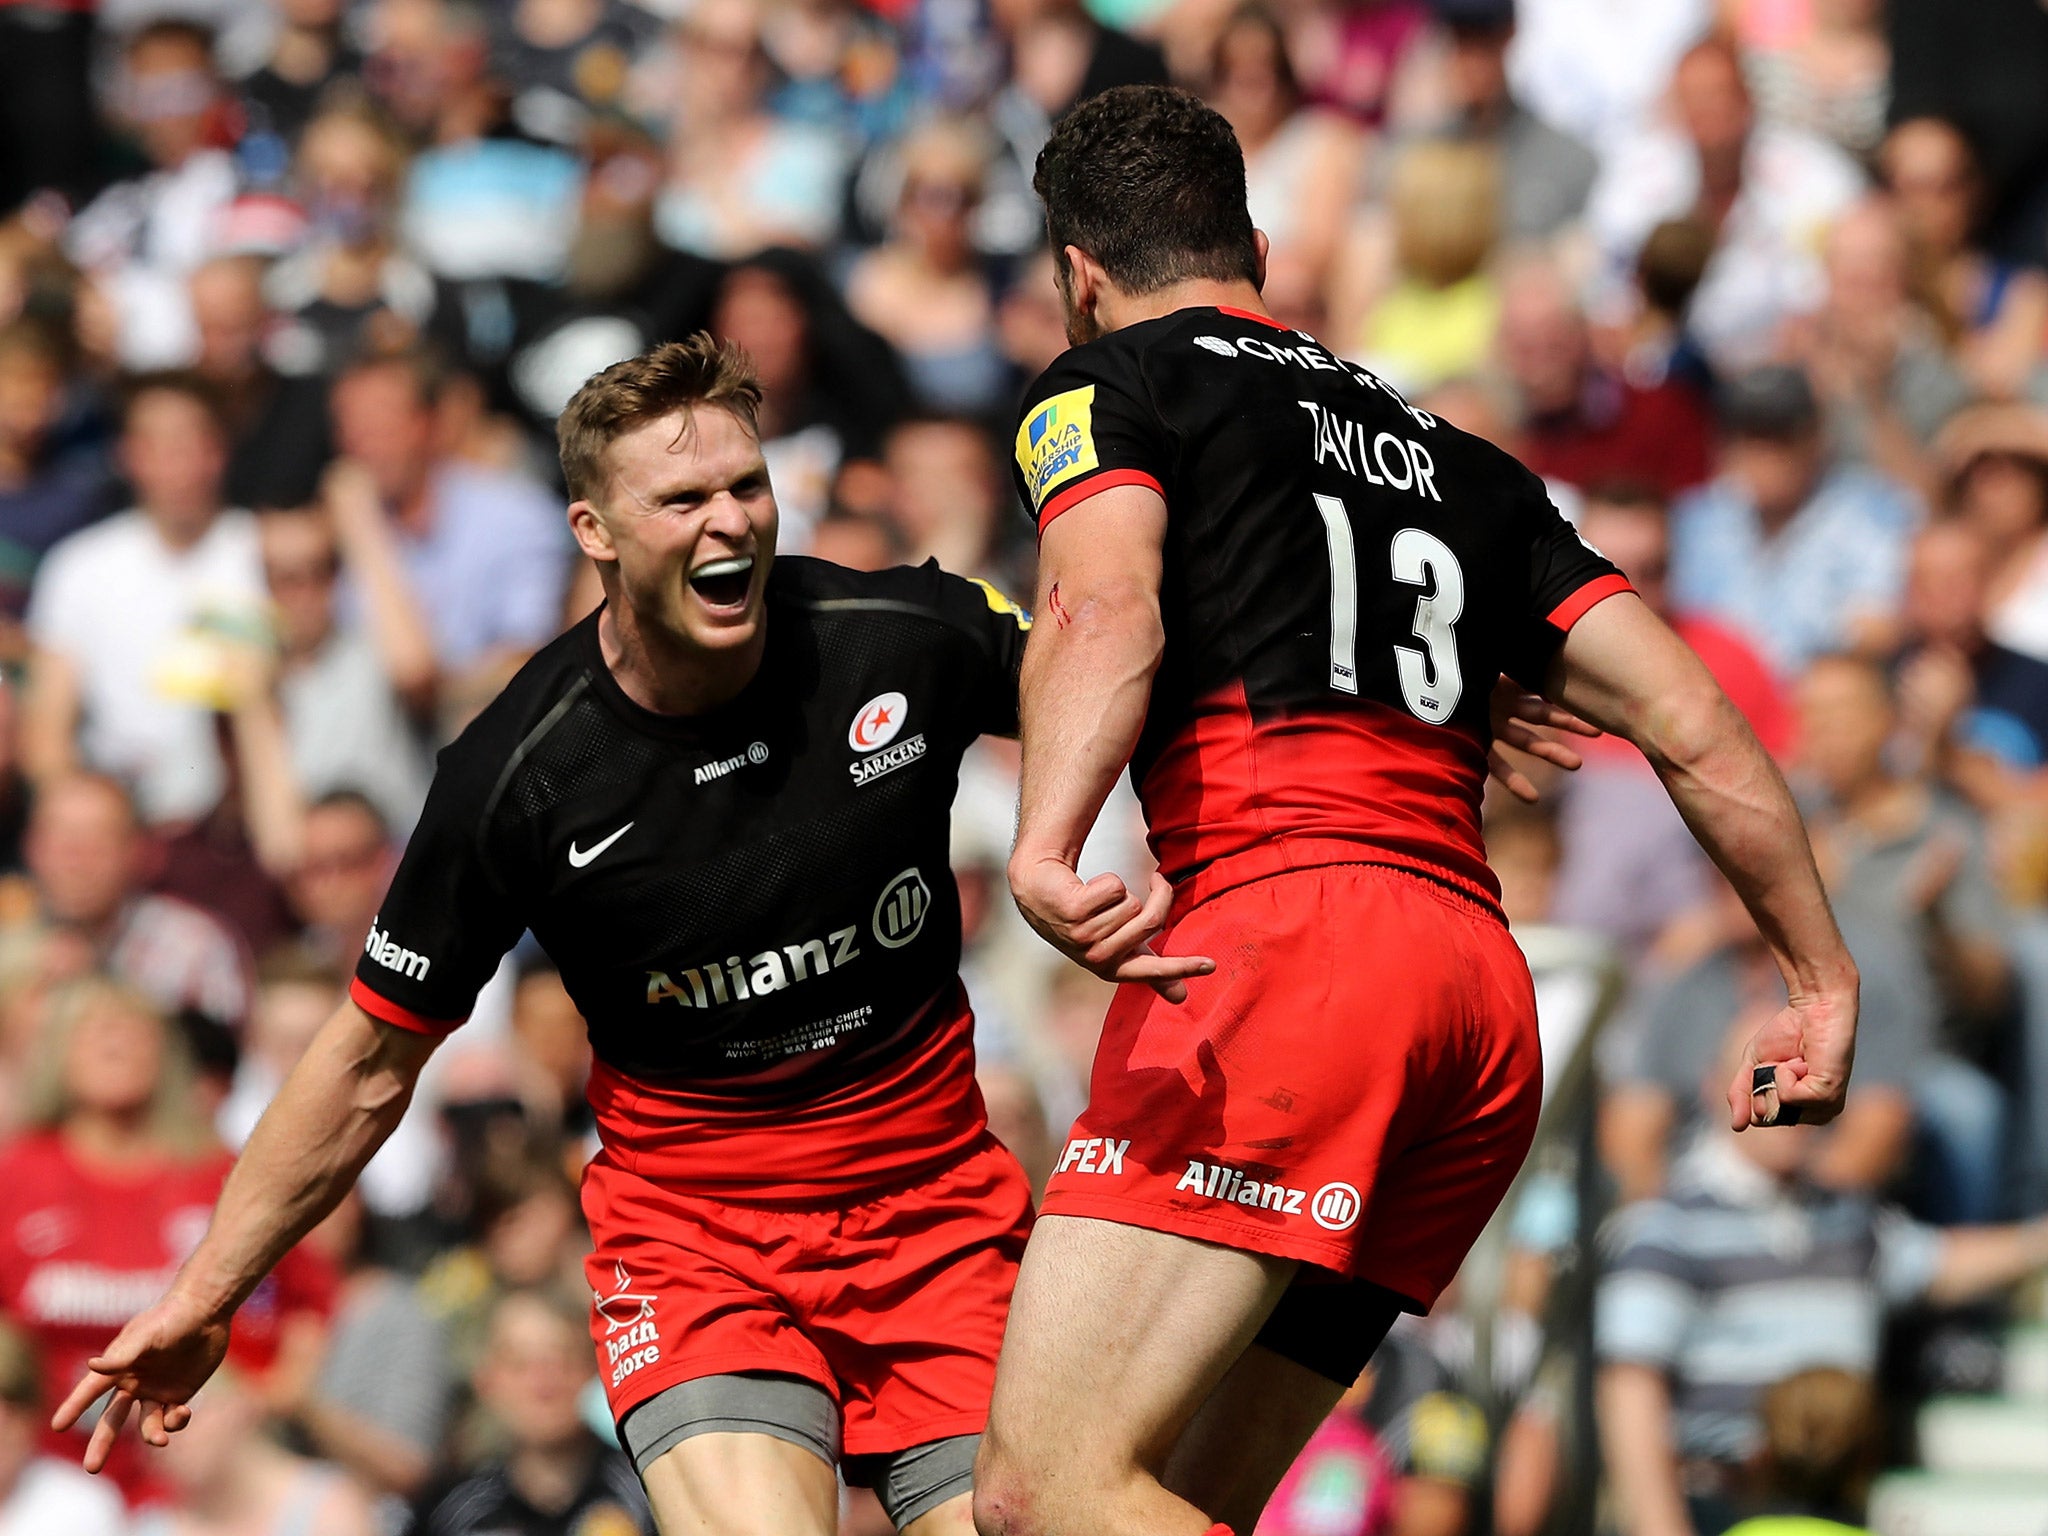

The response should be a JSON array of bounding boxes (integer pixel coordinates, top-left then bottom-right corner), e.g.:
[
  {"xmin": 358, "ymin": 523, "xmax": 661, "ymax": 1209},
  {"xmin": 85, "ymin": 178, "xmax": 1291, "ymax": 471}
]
[
  {"xmin": 52, "ymin": 1290, "xmax": 232, "ymax": 1472},
  {"xmin": 1008, "ymin": 855, "xmax": 1215, "ymax": 1003},
  {"xmin": 1727, "ymin": 975, "xmax": 1858, "ymax": 1131},
  {"xmin": 1488, "ymin": 679, "xmax": 1600, "ymax": 804}
]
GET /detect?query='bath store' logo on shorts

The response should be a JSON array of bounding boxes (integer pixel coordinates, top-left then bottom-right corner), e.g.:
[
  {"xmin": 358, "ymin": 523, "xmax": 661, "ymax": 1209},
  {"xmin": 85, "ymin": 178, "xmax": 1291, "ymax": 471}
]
[{"xmin": 596, "ymin": 1261, "xmax": 663, "ymax": 1387}]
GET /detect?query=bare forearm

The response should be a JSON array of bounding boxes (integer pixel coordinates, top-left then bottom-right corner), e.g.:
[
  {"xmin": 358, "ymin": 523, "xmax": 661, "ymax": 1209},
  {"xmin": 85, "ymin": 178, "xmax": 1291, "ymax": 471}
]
[
  {"xmin": 229, "ymin": 694, "xmax": 307, "ymax": 877},
  {"xmin": 1645, "ymin": 693, "xmax": 1852, "ymax": 996},
  {"xmin": 1013, "ymin": 595, "xmax": 1162, "ymax": 865},
  {"xmin": 1597, "ymin": 1366, "xmax": 1692, "ymax": 1536},
  {"xmin": 172, "ymin": 1004, "xmax": 432, "ymax": 1321},
  {"xmin": 1927, "ymin": 1217, "xmax": 2048, "ymax": 1306}
]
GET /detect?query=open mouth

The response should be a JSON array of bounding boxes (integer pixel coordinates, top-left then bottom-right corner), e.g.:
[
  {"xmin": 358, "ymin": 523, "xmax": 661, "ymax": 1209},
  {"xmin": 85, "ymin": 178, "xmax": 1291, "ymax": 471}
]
[{"xmin": 687, "ymin": 555, "xmax": 755, "ymax": 611}]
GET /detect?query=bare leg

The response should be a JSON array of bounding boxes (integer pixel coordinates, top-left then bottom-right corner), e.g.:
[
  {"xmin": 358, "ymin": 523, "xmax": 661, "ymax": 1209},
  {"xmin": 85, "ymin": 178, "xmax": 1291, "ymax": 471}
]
[
  {"xmin": 641, "ymin": 1431, "xmax": 840, "ymax": 1536},
  {"xmin": 1163, "ymin": 1344, "xmax": 1345, "ymax": 1533},
  {"xmin": 973, "ymin": 1214, "xmax": 1295, "ymax": 1536}
]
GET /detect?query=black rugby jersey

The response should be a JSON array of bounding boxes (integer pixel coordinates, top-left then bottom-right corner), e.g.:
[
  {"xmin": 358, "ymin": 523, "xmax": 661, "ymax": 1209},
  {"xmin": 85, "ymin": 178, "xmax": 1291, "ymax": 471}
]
[
  {"xmin": 1012, "ymin": 305, "xmax": 1629, "ymax": 913},
  {"xmin": 351, "ymin": 557, "xmax": 1030, "ymax": 1195}
]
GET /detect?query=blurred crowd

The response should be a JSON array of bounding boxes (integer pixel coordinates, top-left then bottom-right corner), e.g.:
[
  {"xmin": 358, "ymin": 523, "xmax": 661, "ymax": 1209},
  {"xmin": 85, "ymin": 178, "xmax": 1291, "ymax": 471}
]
[{"xmin": 6, "ymin": 0, "xmax": 2048, "ymax": 1531}]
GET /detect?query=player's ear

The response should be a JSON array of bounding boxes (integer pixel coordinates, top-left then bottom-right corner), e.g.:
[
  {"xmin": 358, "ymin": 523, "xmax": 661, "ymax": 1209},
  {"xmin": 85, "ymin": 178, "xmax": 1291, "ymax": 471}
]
[
  {"xmin": 1062, "ymin": 244, "xmax": 1102, "ymax": 316},
  {"xmin": 1252, "ymin": 229, "xmax": 1270, "ymax": 293},
  {"xmin": 568, "ymin": 499, "xmax": 617, "ymax": 562}
]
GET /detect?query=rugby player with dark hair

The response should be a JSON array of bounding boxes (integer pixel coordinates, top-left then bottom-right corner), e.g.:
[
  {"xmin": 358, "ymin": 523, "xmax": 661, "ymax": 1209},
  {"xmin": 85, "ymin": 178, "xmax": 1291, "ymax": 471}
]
[{"xmin": 975, "ymin": 85, "xmax": 1860, "ymax": 1536}]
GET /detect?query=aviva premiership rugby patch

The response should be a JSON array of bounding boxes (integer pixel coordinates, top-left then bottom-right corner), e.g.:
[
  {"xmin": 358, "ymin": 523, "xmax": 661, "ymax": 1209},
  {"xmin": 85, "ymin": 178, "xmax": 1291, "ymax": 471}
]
[{"xmin": 1016, "ymin": 386, "xmax": 1099, "ymax": 510}]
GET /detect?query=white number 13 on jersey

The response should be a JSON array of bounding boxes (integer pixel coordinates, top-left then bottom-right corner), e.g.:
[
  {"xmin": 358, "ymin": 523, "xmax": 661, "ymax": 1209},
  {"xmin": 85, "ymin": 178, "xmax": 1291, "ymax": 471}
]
[{"xmin": 1314, "ymin": 497, "xmax": 1465, "ymax": 723}]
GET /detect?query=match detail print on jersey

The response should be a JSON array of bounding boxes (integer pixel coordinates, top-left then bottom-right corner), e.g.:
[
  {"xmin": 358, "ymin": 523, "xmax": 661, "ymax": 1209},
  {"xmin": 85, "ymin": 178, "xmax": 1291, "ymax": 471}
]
[{"xmin": 1011, "ymin": 306, "xmax": 1632, "ymax": 913}]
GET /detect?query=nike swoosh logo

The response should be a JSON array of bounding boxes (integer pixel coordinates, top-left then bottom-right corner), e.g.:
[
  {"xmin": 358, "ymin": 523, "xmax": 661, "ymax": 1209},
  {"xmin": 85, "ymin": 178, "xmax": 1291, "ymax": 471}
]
[{"xmin": 568, "ymin": 822, "xmax": 634, "ymax": 868}]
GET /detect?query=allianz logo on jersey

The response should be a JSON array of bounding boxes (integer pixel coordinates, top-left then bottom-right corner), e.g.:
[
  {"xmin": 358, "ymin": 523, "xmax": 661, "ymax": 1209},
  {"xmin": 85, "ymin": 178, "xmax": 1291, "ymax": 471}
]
[
  {"xmin": 695, "ymin": 741, "xmax": 770, "ymax": 786},
  {"xmin": 363, "ymin": 918, "xmax": 430, "ymax": 981},
  {"xmin": 1173, "ymin": 1158, "xmax": 1363, "ymax": 1231},
  {"xmin": 645, "ymin": 867, "xmax": 931, "ymax": 1008},
  {"xmin": 849, "ymin": 691, "xmax": 926, "ymax": 786}
]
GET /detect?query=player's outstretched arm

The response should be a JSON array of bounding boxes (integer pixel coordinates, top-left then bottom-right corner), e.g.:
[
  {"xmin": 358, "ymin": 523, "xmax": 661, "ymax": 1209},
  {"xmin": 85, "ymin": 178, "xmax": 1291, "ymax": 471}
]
[
  {"xmin": 1546, "ymin": 592, "xmax": 1858, "ymax": 1130},
  {"xmin": 1010, "ymin": 483, "xmax": 1216, "ymax": 1002},
  {"xmin": 51, "ymin": 999, "xmax": 438, "ymax": 1471}
]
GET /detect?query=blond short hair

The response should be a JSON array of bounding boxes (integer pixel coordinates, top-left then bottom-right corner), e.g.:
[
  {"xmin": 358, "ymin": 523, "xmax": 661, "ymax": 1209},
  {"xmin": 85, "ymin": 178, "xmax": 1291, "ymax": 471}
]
[
  {"xmin": 556, "ymin": 335, "xmax": 764, "ymax": 505},
  {"xmin": 1391, "ymin": 140, "xmax": 1501, "ymax": 290}
]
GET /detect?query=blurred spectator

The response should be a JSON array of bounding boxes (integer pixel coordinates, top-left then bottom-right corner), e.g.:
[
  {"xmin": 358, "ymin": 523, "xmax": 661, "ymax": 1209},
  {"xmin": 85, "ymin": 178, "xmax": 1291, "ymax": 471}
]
[
  {"xmin": 1596, "ymin": 1059, "xmax": 2048, "ymax": 1536},
  {"xmin": 408, "ymin": 1290, "xmax": 652, "ymax": 1535},
  {"xmin": 1937, "ymin": 404, "xmax": 2048, "ymax": 666},
  {"xmin": 1670, "ymin": 364, "xmax": 1916, "ymax": 677},
  {"xmin": 260, "ymin": 495, "xmax": 433, "ymax": 827},
  {"xmin": 1503, "ymin": 0, "xmax": 1711, "ymax": 151},
  {"xmin": 1205, "ymin": 4, "xmax": 1365, "ymax": 331},
  {"xmin": 1719, "ymin": 1369, "xmax": 1881, "ymax": 1536},
  {"xmin": 187, "ymin": 256, "xmax": 332, "ymax": 510},
  {"xmin": 66, "ymin": 22, "xmax": 242, "ymax": 371},
  {"xmin": 285, "ymin": 790, "xmax": 394, "ymax": 974},
  {"xmin": 651, "ymin": 0, "xmax": 847, "ymax": 259},
  {"xmin": 490, "ymin": 0, "xmax": 655, "ymax": 150},
  {"xmin": 267, "ymin": 105, "xmax": 436, "ymax": 379},
  {"xmin": 709, "ymin": 251, "xmax": 911, "ymax": 548},
  {"xmin": 399, "ymin": 94, "xmax": 583, "ymax": 286},
  {"xmin": 1611, "ymin": 217, "xmax": 1717, "ymax": 399},
  {"xmin": 15, "ymin": 773, "xmax": 251, "ymax": 1028},
  {"xmin": 289, "ymin": 1191, "xmax": 452, "ymax": 1504},
  {"xmin": 418, "ymin": 1138, "xmax": 586, "ymax": 1390},
  {"xmin": 1796, "ymin": 653, "xmax": 2013, "ymax": 1220},
  {"xmin": 0, "ymin": 322, "xmax": 116, "ymax": 625},
  {"xmin": 990, "ymin": 0, "xmax": 1166, "ymax": 139},
  {"xmin": 0, "ymin": 1319, "xmax": 126, "ymax": 1535},
  {"xmin": 236, "ymin": 0, "xmax": 363, "ymax": 152},
  {"xmin": 1407, "ymin": 0, "xmax": 1596, "ymax": 241},
  {"xmin": 845, "ymin": 119, "xmax": 1010, "ymax": 415},
  {"xmin": 1881, "ymin": 117, "xmax": 2048, "ymax": 403},
  {"xmin": 22, "ymin": 372, "xmax": 264, "ymax": 825},
  {"xmin": 1894, "ymin": 518, "xmax": 2048, "ymax": 806},
  {"xmin": 996, "ymin": 250, "xmax": 1070, "ymax": 383},
  {"xmin": 326, "ymin": 351, "xmax": 569, "ymax": 719},
  {"xmin": 880, "ymin": 416, "xmax": 1009, "ymax": 578},
  {"xmin": 1742, "ymin": 0, "xmax": 1889, "ymax": 160},
  {"xmin": 0, "ymin": 977, "xmax": 332, "ymax": 1503},
  {"xmin": 1587, "ymin": 37, "xmax": 1863, "ymax": 375},
  {"xmin": 1256, "ymin": 1326, "xmax": 1489, "ymax": 1536},
  {"xmin": 137, "ymin": 1366, "xmax": 376, "ymax": 1536},
  {"xmin": 1284, "ymin": 0, "xmax": 1426, "ymax": 127},
  {"xmin": 507, "ymin": 961, "xmax": 592, "ymax": 1147},
  {"xmin": 1350, "ymin": 139, "xmax": 1500, "ymax": 394},
  {"xmin": 1494, "ymin": 256, "xmax": 1712, "ymax": 500},
  {"xmin": 1787, "ymin": 197, "xmax": 1969, "ymax": 499},
  {"xmin": 1550, "ymin": 485, "xmax": 1788, "ymax": 955}
]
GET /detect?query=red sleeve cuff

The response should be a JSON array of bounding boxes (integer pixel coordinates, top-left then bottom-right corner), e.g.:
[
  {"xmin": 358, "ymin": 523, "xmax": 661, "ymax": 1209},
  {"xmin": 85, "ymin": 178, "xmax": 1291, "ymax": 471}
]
[
  {"xmin": 349, "ymin": 975, "xmax": 466, "ymax": 1036},
  {"xmin": 1546, "ymin": 573, "xmax": 1634, "ymax": 632},
  {"xmin": 1037, "ymin": 469, "xmax": 1166, "ymax": 533}
]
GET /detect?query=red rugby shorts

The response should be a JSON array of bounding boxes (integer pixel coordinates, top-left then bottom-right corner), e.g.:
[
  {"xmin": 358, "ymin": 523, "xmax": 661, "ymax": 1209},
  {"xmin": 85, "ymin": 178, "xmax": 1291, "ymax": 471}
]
[
  {"xmin": 583, "ymin": 1131, "xmax": 1032, "ymax": 1455},
  {"xmin": 1040, "ymin": 862, "xmax": 1542, "ymax": 1308}
]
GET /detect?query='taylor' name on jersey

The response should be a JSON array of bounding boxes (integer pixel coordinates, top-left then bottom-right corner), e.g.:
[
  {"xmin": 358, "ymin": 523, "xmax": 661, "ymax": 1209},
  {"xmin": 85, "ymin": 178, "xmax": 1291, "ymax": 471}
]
[{"xmin": 645, "ymin": 868, "xmax": 930, "ymax": 1009}]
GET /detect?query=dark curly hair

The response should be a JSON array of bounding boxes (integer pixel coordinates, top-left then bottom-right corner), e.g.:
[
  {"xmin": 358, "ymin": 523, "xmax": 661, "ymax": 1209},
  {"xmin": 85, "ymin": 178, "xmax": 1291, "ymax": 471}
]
[{"xmin": 1033, "ymin": 85, "xmax": 1260, "ymax": 295}]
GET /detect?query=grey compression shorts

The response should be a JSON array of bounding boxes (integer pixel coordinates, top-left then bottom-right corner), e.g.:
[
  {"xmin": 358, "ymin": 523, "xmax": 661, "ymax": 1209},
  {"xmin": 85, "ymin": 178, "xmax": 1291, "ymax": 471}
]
[{"xmin": 619, "ymin": 1372, "xmax": 978, "ymax": 1529}]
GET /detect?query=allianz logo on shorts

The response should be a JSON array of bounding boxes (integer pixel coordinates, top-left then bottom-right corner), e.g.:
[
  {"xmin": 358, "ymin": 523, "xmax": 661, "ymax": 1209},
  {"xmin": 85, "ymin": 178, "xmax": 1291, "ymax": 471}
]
[
  {"xmin": 1174, "ymin": 1159, "xmax": 1363, "ymax": 1233},
  {"xmin": 595, "ymin": 1261, "xmax": 663, "ymax": 1388}
]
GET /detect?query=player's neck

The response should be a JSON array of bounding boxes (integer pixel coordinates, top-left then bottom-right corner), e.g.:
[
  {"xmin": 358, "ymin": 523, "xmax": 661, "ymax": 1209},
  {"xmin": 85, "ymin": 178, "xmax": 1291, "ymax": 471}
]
[
  {"xmin": 600, "ymin": 598, "xmax": 766, "ymax": 717},
  {"xmin": 1096, "ymin": 278, "xmax": 1271, "ymax": 334}
]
